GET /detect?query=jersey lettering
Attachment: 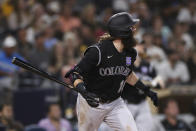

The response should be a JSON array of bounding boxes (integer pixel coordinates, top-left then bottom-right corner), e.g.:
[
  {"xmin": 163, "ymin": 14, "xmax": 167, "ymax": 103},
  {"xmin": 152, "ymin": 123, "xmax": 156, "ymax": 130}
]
[{"xmin": 99, "ymin": 66, "xmax": 131, "ymax": 76}]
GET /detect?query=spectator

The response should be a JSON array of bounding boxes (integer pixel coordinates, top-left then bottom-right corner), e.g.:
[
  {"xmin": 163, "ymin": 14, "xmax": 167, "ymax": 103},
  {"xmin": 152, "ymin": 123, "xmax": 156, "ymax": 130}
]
[
  {"xmin": 191, "ymin": 99, "xmax": 196, "ymax": 130},
  {"xmin": 162, "ymin": 99, "xmax": 191, "ymax": 131},
  {"xmin": 38, "ymin": 103, "xmax": 72, "ymax": 131},
  {"xmin": 0, "ymin": 6, "xmax": 8, "ymax": 40},
  {"xmin": 58, "ymin": 4, "xmax": 81, "ymax": 33},
  {"xmin": 28, "ymin": 32, "xmax": 49, "ymax": 69},
  {"xmin": 157, "ymin": 49, "xmax": 190, "ymax": 85},
  {"xmin": 133, "ymin": 21, "xmax": 145, "ymax": 43},
  {"xmin": 176, "ymin": 40, "xmax": 189, "ymax": 62},
  {"xmin": 138, "ymin": 2, "xmax": 151, "ymax": 28},
  {"xmin": 152, "ymin": 15, "xmax": 172, "ymax": 45},
  {"xmin": 16, "ymin": 28, "xmax": 32, "ymax": 59},
  {"xmin": 46, "ymin": 1, "xmax": 60, "ymax": 15},
  {"xmin": 81, "ymin": 4, "xmax": 97, "ymax": 29},
  {"xmin": 167, "ymin": 39, "xmax": 177, "ymax": 51},
  {"xmin": 48, "ymin": 43, "xmax": 64, "ymax": 77},
  {"xmin": 44, "ymin": 26, "xmax": 58, "ymax": 51},
  {"xmin": 129, "ymin": 0, "xmax": 139, "ymax": 17},
  {"xmin": 99, "ymin": 8, "xmax": 113, "ymax": 25},
  {"xmin": 143, "ymin": 33, "xmax": 167, "ymax": 71},
  {"xmin": 7, "ymin": 0, "xmax": 33, "ymax": 31},
  {"xmin": 187, "ymin": 49, "xmax": 196, "ymax": 84},
  {"xmin": 112, "ymin": 0, "xmax": 129, "ymax": 12},
  {"xmin": 0, "ymin": 104, "xmax": 23, "ymax": 131},
  {"xmin": 160, "ymin": 0, "xmax": 182, "ymax": 27},
  {"xmin": 0, "ymin": 36, "xmax": 24, "ymax": 89},
  {"xmin": 172, "ymin": 23, "xmax": 193, "ymax": 50},
  {"xmin": 63, "ymin": 31, "xmax": 80, "ymax": 63},
  {"xmin": 31, "ymin": 3, "xmax": 51, "ymax": 34},
  {"xmin": 177, "ymin": 0, "xmax": 196, "ymax": 24},
  {"xmin": 153, "ymin": 34, "xmax": 164, "ymax": 49},
  {"xmin": 79, "ymin": 24, "xmax": 96, "ymax": 47}
]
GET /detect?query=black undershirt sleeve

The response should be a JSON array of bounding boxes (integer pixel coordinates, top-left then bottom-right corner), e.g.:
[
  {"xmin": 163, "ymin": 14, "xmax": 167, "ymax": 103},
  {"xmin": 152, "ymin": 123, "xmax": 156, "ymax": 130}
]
[{"xmin": 76, "ymin": 47, "xmax": 99, "ymax": 77}]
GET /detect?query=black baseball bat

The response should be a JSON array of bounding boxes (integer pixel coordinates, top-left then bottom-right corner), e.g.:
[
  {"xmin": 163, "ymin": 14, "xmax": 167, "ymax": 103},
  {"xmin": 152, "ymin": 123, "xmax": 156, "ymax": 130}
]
[{"xmin": 12, "ymin": 57, "xmax": 74, "ymax": 89}]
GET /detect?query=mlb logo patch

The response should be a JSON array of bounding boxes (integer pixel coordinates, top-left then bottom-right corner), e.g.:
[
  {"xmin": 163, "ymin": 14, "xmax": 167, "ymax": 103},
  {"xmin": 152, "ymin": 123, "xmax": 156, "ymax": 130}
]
[
  {"xmin": 141, "ymin": 66, "xmax": 148, "ymax": 73},
  {"xmin": 126, "ymin": 57, "xmax": 132, "ymax": 66}
]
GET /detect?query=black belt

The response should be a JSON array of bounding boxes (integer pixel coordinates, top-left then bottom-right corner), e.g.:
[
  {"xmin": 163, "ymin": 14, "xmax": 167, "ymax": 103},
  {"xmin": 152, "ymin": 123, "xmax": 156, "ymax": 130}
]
[{"xmin": 99, "ymin": 96, "xmax": 120, "ymax": 104}]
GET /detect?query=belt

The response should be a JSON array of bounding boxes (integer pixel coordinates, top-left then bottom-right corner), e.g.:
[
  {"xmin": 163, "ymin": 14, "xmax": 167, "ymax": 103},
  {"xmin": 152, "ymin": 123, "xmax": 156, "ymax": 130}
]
[{"xmin": 99, "ymin": 96, "xmax": 120, "ymax": 104}]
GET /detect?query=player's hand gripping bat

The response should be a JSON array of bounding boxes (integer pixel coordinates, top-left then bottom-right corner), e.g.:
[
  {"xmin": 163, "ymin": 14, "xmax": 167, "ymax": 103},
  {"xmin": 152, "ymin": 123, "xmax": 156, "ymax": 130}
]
[{"xmin": 12, "ymin": 57, "xmax": 100, "ymax": 107}]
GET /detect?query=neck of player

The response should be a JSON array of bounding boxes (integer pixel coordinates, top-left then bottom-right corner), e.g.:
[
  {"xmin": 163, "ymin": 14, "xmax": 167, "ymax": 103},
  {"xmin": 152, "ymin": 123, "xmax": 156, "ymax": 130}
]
[{"xmin": 113, "ymin": 39, "xmax": 124, "ymax": 53}]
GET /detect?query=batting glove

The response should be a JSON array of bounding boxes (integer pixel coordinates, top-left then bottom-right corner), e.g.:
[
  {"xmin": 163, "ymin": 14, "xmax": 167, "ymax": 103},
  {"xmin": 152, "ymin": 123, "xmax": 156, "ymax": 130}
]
[
  {"xmin": 146, "ymin": 90, "xmax": 158, "ymax": 107},
  {"xmin": 75, "ymin": 83, "xmax": 99, "ymax": 107}
]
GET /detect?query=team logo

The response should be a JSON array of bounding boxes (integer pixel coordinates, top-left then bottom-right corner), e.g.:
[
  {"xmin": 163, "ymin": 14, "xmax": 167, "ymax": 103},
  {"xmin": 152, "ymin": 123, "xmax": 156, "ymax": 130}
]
[
  {"xmin": 141, "ymin": 66, "xmax": 148, "ymax": 73},
  {"xmin": 126, "ymin": 57, "xmax": 132, "ymax": 66}
]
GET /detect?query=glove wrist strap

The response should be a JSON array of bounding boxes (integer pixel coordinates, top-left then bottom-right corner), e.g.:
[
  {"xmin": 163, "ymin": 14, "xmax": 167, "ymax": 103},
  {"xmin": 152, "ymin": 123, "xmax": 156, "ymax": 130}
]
[
  {"xmin": 74, "ymin": 82, "xmax": 86, "ymax": 94},
  {"xmin": 134, "ymin": 80, "xmax": 149, "ymax": 93}
]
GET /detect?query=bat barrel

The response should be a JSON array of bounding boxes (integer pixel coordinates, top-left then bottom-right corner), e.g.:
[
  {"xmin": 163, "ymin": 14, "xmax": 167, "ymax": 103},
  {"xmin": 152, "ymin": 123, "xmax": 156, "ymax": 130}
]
[{"xmin": 12, "ymin": 57, "xmax": 73, "ymax": 89}]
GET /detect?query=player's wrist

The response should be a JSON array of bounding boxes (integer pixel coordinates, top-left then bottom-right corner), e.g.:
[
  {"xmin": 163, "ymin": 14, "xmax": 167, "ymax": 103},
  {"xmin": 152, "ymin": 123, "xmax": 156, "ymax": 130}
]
[
  {"xmin": 74, "ymin": 79, "xmax": 83, "ymax": 87},
  {"xmin": 134, "ymin": 79, "xmax": 150, "ymax": 93},
  {"xmin": 74, "ymin": 82, "xmax": 87, "ymax": 94}
]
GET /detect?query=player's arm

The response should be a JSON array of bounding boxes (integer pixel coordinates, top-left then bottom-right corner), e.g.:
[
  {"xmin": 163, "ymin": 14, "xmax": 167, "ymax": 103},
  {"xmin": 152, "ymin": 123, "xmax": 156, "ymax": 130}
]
[
  {"xmin": 126, "ymin": 72, "xmax": 158, "ymax": 106},
  {"xmin": 65, "ymin": 68, "xmax": 99, "ymax": 107},
  {"xmin": 65, "ymin": 47, "xmax": 100, "ymax": 107}
]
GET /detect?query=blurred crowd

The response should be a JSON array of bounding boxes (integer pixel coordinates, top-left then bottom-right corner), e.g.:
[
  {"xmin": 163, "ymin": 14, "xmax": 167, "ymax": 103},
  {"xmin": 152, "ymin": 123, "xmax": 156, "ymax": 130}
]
[{"xmin": 0, "ymin": 0, "xmax": 196, "ymax": 130}]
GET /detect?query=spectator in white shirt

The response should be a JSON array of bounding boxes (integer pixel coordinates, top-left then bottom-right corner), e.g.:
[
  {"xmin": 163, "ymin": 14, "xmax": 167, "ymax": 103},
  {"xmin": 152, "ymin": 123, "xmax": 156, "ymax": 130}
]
[
  {"xmin": 157, "ymin": 49, "xmax": 190, "ymax": 86},
  {"xmin": 177, "ymin": 0, "xmax": 196, "ymax": 24},
  {"xmin": 143, "ymin": 32, "xmax": 167, "ymax": 71},
  {"xmin": 172, "ymin": 22, "xmax": 193, "ymax": 50}
]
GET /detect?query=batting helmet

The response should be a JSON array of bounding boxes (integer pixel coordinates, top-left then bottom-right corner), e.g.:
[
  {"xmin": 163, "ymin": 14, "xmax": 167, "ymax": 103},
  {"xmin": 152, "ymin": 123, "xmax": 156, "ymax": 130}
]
[{"xmin": 107, "ymin": 12, "xmax": 139, "ymax": 38}]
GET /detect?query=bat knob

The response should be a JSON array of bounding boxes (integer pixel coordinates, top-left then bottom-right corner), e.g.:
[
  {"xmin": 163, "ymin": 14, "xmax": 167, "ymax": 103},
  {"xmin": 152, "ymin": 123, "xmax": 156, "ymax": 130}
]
[{"xmin": 12, "ymin": 57, "xmax": 17, "ymax": 64}]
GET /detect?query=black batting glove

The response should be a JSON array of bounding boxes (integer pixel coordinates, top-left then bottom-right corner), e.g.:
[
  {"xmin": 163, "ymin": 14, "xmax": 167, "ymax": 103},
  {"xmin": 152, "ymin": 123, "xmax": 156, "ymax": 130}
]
[
  {"xmin": 135, "ymin": 80, "xmax": 158, "ymax": 107},
  {"xmin": 65, "ymin": 67, "xmax": 99, "ymax": 107},
  {"xmin": 75, "ymin": 83, "xmax": 99, "ymax": 107},
  {"xmin": 146, "ymin": 90, "xmax": 158, "ymax": 107}
]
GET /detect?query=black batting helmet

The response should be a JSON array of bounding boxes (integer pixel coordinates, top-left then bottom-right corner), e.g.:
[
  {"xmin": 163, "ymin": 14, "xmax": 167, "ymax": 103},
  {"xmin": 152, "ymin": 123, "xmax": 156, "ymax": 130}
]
[{"xmin": 107, "ymin": 12, "xmax": 139, "ymax": 38}]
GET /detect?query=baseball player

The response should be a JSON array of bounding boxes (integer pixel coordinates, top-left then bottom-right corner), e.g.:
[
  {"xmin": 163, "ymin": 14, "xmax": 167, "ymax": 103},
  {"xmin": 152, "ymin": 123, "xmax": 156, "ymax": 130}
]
[
  {"xmin": 122, "ymin": 44, "xmax": 164, "ymax": 131},
  {"xmin": 65, "ymin": 12, "xmax": 158, "ymax": 131}
]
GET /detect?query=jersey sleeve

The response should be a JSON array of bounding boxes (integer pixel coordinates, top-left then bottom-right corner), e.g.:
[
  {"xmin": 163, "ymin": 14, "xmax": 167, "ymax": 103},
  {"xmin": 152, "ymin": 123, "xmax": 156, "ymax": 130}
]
[
  {"xmin": 132, "ymin": 48, "xmax": 137, "ymax": 64},
  {"xmin": 76, "ymin": 46, "xmax": 100, "ymax": 77}
]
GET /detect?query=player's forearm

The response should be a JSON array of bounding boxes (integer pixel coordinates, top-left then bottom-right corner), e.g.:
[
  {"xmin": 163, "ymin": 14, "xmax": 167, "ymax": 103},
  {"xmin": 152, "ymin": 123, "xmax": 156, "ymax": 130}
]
[
  {"xmin": 64, "ymin": 67, "xmax": 87, "ymax": 94},
  {"xmin": 127, "ymin": 72, "xmax": 149, "ymax": 92},
  {"xmin": 73, "ymin": 79, "xmax": 87, "ymax": 95},
  {"xmin": 126, "ymin": 72, "xmax": 139, "ymax": 86}
]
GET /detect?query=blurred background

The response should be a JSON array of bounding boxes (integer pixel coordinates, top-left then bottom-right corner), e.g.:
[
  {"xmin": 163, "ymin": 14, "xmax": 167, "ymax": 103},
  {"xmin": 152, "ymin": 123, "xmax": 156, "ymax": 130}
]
[{"xmin": 0, "ymin": 0, "xmax": 196, "ymax": 131}]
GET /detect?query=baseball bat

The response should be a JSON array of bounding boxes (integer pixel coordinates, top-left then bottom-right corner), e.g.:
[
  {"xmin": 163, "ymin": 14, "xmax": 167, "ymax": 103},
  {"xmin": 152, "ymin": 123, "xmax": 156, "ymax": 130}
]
[{"xmin": 12, "ymin": 57, "xmax": 74, "ymax": 89}]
